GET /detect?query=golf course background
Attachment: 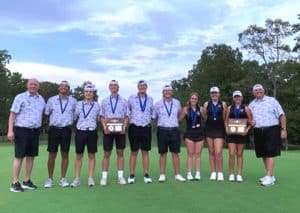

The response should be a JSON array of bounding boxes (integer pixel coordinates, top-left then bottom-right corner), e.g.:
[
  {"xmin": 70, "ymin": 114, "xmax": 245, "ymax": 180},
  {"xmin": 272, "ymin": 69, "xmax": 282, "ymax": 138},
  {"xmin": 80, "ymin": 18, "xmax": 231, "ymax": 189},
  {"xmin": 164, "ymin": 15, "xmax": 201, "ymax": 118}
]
[{"xmin": 0, "ymin": 141, "xmax": 299, "ymax": 213}]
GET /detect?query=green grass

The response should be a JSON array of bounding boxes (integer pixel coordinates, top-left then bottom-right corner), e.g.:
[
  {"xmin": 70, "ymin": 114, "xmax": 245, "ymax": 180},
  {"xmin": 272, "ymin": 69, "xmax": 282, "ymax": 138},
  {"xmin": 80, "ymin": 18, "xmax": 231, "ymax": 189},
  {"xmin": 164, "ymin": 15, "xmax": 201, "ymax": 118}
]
[{"xmin": 0, "ymin": 143, "xmax": 299, "ymax": 213}]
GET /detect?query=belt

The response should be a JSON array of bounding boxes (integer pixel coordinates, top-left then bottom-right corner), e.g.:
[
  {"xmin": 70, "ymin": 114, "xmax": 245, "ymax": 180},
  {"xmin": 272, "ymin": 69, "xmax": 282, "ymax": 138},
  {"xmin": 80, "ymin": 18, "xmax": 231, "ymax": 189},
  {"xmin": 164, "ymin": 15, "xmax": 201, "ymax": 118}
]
[
  {"xmin": 158, "ymin": 126, "xmax": 178, "ymax": 131},
  {"xmin": 131, "ymin": 123, "xmax": 151, "ymax": 128},
  {"xmin": 50, "ymin": 126, "xmax": 71, "ymax": 129},
  {"xmin": 77, "ymin": 128, "xmax": 96, "ymax": 131},
  {"xmin": 254, "ymin": 125, "xmax": 279, "ymax": 131},
  {"xmin": 15, "ymin": 126, "xmax": 40, "ymax": 131}
]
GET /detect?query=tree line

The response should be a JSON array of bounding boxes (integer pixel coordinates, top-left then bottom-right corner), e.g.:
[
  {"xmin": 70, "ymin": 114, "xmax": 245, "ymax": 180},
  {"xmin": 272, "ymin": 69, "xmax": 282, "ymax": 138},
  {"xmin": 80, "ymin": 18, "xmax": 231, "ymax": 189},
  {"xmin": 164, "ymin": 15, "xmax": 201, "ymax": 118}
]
[
  {"xmin": 171, "ymin": 17, "xmax": 300, "ymax": 146},
  {"xmin": 0, "ymin": 17, "xmax": 299, "ymax": 145},
  {"xmin": 0, "ymin": 54, "xmax": 97, "ymax": 140}
]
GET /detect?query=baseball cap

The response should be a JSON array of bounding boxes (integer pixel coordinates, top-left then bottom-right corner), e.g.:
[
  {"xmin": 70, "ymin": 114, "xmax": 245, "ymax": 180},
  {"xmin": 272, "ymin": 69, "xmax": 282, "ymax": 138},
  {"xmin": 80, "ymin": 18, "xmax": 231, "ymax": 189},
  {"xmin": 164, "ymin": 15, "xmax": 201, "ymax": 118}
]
[
  {"xmin": 137, "ymin": 80, "xmax": 147, "ymax": 86},
  {"xmin": 210, "ymin": 86, "xmax": 220, "ymax": 93},
  {"xmin": 84, "ymin": 84, "xmax": 95, "ymax": 92},
  {"xmin": 163, "ymin": 85, "xmax": 173, "ymax": 91},
  {"xmin": 109, "ymin": 80, "xmax": 119, "ymax": 85},
  {"xmin": 252, "ymin": 84, "xmax": 264, "ymax": 91},
  {"xmin": 232, "ymin": 90, "xmax": 242, "ymax": 97}
]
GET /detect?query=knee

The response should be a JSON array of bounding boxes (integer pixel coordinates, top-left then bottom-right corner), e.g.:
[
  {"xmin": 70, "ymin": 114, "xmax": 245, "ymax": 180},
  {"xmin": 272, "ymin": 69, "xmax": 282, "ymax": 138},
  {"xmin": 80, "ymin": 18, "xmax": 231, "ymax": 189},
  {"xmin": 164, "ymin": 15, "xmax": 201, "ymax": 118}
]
[
  {"xmin": 88, "ymin": 154, "xmax": 95, "ymax": 160},
  {"xmin": 76, "ymin": 154, "xmax": 83, "ymax": 160},
  {"xmin": 61, "ymin": 152, "xmax": 69, "ymax": 160},
  {"xmin": 194, "ymin": 151, "xmax": 201, "ymax": 158},
  {"xmin": 215, "ymin": 151, "xmax": 223, "ymax": 159},
  {"xmin": 131, "ymin": 151, "xmax": 138, "ymax": 157},
  {"xmin": 187, "ymin": 150, "xmax": 195, "ymax": 157},
  {"xmin": 229, "ymin": 152, "xmax": 235, "ymax": 158},
  {"xmin": 104, "ymin": 152, "xmax": 111, "ymax": 159},
  {"xmin": 237, "ymin": 153, "xmax": 243, "ymax": 158},
  {"xmin": 117, "ymin": 150, "xmax": 124, "ymax": 157}
]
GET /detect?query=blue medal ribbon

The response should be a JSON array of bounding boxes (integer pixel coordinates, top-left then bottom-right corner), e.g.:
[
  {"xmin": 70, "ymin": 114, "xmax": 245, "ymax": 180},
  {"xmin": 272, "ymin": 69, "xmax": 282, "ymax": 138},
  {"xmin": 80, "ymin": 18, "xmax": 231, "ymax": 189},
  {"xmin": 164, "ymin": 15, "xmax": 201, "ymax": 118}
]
[
  {"xmin": 234, "ymin": 105, "xmax": 241, "ymax": 119},
  {"xmin": 189, "ymin": 107, "xmax": 197, "ymax": 127},
  {"xmin": 110, "ymin": 95, "xmax": 119, "ymax": 114},
  {"xmin": 82, "ymin": 101, "xmax": 94, "ymax": 119},
  {"xmin": 59, "ymin": 97, "xmax": 69, "ymax": 114},
  {"xmin": 163, "ymin": 99, "xmax": 173, "ymax": 117},
  {"xmin": 210, "ymin": 101, "xmax": 219, "ymax": 120},
  {"xmin": 138, "ymin": 94, "xmax": 147, "ymax": 112}
]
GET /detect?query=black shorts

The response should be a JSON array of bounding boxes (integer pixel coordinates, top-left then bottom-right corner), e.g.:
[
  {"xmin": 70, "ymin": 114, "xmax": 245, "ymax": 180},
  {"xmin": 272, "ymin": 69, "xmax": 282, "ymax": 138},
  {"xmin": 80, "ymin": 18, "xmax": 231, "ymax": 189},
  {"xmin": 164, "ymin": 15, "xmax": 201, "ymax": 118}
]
[
  {"xmin": 14, "ymin": 127, "xmax": 40, "ymax": 158},
  {"xmin": 75, "ymin": 130, "xmax": 98, "ymax": 154},
  {"xmin": 128, "ymin": 124, "xmax": 152, "ymax": 152},
  {"xmin": 157, "ymin": 127, "xmax": 180, "ymax": 154},
  {"xmin": 47, "ymin": 126, "xmax": 72, "ymax": 153},
  {"xmin": 103, "ymin": 134, "xmax": 126, "ymax": 151},
  {"xmin": 253, "ymin": 126, "xmax": 281, "ymax": 158},
  {"xmin": 205, "ymin": 124, "xmax": 225, "ymax": 139},
  {"xmin": 183, "ymin": 127, "xmax": 205, "ymax": 142},
  {"xmin": 227, "ymin": 134, "xmax": 250, "ymax": 144}
]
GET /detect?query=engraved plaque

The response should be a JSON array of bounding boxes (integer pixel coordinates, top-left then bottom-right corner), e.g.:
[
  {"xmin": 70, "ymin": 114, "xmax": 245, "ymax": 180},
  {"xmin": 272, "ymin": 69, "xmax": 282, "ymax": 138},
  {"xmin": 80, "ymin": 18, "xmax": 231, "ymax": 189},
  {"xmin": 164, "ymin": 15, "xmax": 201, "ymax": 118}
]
[
  {"xmin": 106, "ymin": 118, "xmax": 124, "ymax": 134},
  {"xmin": 228, "ymin": 119, "xmax": 247, "ymax": 134}
]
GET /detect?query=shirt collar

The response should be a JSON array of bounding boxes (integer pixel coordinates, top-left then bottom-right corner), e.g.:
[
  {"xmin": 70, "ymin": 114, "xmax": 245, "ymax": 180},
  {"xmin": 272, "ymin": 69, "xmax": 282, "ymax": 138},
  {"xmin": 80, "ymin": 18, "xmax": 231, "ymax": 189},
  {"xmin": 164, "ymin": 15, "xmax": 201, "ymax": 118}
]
[
  {"xmin": 26, "ymin": 91, "xmax": 39, "ymax": 97},
  {"xmin": 83, "ymin": 100, "xmax": 93, "ymax": 104},
  {"xmin": 255, "ymin": 95, "xmax": 266, "ymax": 102},
  {"xmin": 56, "ymin": 94, "xmax": 69, "ymax": 100}
]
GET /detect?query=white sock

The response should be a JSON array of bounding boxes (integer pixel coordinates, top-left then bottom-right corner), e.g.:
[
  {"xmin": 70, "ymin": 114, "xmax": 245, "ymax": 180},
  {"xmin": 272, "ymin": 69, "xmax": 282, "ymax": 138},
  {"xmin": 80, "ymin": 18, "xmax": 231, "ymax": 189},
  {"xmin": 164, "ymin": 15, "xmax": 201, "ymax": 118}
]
[
  {"xmin": 187, "ymin": 172, "xmax": 192, "ymax": 175},
  {"xmin": 102, "ymin": 171, "xmax": 108, "ymax": 179},
  {"xmin": 118, "ymin": 170, "xmax": 124, "ymax": 178}
]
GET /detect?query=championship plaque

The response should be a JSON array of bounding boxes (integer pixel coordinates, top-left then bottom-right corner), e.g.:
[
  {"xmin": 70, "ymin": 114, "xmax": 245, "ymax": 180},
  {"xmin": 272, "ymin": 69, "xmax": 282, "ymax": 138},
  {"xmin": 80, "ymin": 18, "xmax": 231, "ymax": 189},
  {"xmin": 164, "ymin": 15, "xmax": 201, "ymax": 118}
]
[
  {"xmin": 106, "ymin": 118, "xmax": 124, "ymax": 133},
  {"xmin": 228, "ymin": 119, "xmax": 247, "ymax": 134}
]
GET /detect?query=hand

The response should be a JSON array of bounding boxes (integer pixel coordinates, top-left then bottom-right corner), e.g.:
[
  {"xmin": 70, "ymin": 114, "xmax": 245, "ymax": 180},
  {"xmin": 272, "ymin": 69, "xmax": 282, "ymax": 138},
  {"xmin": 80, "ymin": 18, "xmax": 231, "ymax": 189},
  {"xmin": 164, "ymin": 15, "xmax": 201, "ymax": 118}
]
[
  {"xmin": 225, "ymin": 127, "xmax": 231, "ymax": 135},
  {"xmin": 121, "ymin": 126, "xmax": 126, "ymax": 134},
  {"xmin": 103, "ymin": 125, "xmax": 109, "ymax": 135},
  {"xmin": 7, "ymin": 131, "xmax": 15, "ymax": 142},
  {"xmin": 240, "ymin": 128, "xmax": 249, "ymax": 136},
  {"xmin": 281, "ymin": 129, "xmax": 287, "ymax": 140}
]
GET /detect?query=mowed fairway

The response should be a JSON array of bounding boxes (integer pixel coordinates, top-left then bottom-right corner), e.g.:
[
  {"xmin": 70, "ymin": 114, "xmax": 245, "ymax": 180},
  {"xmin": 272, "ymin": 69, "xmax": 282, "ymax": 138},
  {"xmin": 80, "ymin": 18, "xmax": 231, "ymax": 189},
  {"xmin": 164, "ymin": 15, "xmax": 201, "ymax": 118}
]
[{"xmin": 0, "ymin": 142, "xmax": 299, "ymax": 213}]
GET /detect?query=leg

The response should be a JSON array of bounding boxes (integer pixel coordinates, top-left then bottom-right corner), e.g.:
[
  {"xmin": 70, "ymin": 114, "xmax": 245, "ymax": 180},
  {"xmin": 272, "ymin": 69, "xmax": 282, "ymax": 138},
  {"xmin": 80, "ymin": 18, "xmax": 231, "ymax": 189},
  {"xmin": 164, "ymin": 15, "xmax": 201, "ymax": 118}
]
[
  {"xmin": 88, "ymin": 153, "xmax": 96, "ymax": 178},
  {"xmin": 214, "ymin": 138, "xmax": 224, "ymax": 172},
  {"xmin": 185, "ymin": 139, "xmax": 195, "ymax": 173},
  {"xmin": 206, "ymin": 137, "xmax": 216, "ymax": 172},
  {"xmin": 47, "ymin": 152, "xmax": 57, "ymax": 179},
  {"xmin": 116, "ymin": 149, "xmax": 124, "ymax": 171},
  {"xmin": 12, "ymin": 158, "xmax": 23, "ymax": 183},
  {"xmin": 159, "ymin": 153, "xmax": 167, "ymax": 174},
  {"xmin": 129, "ymin": 151, "xmax": 138, "ymax": 175},
  {"xmin": 102, "ymin": 151, "xmax": 111, "ymax": 172},
  {"xmin": 265, "ymin": 157, "xmax": 275, "ymax": 176},
  {"xmin": 194, "ymin": 141, "xmax": 204, "ymax": 172},
  {"xmin": 60, "ymin": 152, "xmax": 69, "ymax": 178},
  {"xmin": 141, "ymin": 150, "xmax": 150, "ymax": 174},
  {"xmin": 228, "ymin": 143, "xmax": 236, "ymax": 174},
  {"xmin": 74, "ymin": 154, "xmax": 83, "ymax": 179},
  {"xmin": 236, "ymin": 144, "xmax": 245, "ymax": 175},
  {"xmin": 24, "ymin": 157, "xmax": 35, "ymax": 181},
  {"xmin": 172, "ymin": 152, "xmax": 181, "ymax": 175}
]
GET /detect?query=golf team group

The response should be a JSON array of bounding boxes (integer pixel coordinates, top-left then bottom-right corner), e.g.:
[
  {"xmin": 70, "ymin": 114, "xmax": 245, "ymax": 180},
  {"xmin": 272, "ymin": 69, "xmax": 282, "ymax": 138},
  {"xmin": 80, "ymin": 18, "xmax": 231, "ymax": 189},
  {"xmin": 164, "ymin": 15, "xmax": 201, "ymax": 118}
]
[{"xmin": 7, "ymin": 78, "xmax": 287, "ymax": 192}]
